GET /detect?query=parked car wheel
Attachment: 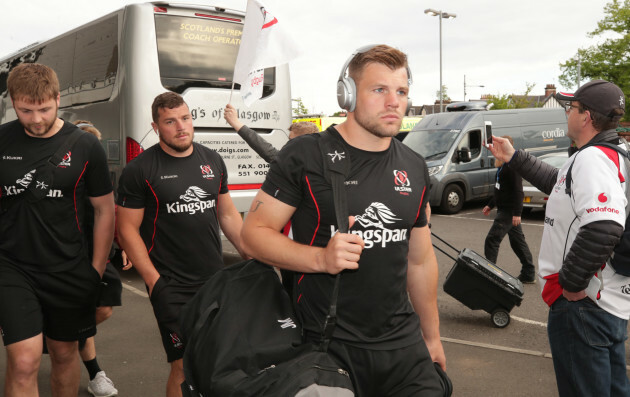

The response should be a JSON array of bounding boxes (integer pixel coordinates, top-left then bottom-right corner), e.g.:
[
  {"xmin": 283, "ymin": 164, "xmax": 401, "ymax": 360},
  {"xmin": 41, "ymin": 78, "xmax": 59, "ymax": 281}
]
[{"xmin": 440, "ymin": 184, "xmax": 464, "ymax": 214}]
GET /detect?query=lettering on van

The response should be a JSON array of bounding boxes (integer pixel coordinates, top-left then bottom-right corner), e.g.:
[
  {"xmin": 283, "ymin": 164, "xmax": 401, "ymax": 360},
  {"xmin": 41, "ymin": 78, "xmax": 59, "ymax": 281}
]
[
  {"xmin": 191, "ymin": 108, "xmax": 206, "ymax": 120},
  {"xmin": 206, "ymin": 107, "xmax": 281, "ymax": 123},
  {"xmin": 542, "ymin": 128, "xmax": 565, "ymax": 141},
  {"xmin": 180, "ymin": 23, "xmax": 242, "ymax": 45}
]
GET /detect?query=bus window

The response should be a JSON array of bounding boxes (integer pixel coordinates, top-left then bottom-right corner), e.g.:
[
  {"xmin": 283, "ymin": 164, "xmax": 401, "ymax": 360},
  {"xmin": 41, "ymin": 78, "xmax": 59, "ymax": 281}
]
[
  {"xmin": 154, "ymin": 14, "xmax": 274, "ymax": 96},
  {"xmin": 36, "ymin": 37, "xmax": 76, "ymax": 107},
  {"xmin": 73, "ymin": 16, "xmax": 118, "ymax": 105}
]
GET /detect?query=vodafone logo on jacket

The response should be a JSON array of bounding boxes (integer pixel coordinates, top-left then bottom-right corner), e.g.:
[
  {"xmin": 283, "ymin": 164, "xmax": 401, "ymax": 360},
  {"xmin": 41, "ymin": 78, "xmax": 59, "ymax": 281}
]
[{"xmin": 586, "ymin": 192, "xmax": 620, "ymax": 214}]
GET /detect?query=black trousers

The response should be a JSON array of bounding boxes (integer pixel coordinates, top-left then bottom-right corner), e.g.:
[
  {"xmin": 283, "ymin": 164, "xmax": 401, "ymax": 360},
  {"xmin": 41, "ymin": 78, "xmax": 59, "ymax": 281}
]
[{"xmin": 484, "ymin": 210, "xmax": 535, "ymax": 277}]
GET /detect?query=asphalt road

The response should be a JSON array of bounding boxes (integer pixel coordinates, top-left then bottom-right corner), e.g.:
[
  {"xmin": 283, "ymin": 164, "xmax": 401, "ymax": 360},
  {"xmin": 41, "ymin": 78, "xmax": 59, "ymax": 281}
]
[{"xmin": 1, "ymin": 201, "xmax": 629, "ymax": 396}]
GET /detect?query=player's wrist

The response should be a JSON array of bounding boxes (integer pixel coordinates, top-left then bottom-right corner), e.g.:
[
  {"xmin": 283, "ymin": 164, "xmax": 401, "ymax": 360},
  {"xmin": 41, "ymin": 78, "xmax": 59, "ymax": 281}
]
[{"xmin": 314, "ymin": 247, "xmax": 328, "ymax": 273}]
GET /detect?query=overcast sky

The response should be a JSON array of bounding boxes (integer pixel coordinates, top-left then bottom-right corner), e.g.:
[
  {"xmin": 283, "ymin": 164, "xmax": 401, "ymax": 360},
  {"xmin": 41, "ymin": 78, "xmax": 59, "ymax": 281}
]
[{"xmin": 1, "ymin": 0, "xmax": 611, "ymax": 115}]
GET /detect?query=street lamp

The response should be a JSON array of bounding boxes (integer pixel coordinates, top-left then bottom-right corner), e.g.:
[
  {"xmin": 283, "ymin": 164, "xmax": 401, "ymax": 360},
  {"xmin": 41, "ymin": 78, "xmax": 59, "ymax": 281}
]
[
  {"xmin": 425, "ymin": 8, "xmax": 456, "ymax": 113},
  {"xmin": 463, "ymin": 74, "xmax": 484, "ymax": 102}
]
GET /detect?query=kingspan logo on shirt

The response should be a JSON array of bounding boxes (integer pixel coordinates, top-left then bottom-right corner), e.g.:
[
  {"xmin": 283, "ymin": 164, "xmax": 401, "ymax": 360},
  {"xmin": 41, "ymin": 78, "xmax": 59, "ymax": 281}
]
[
  {"xmin": 330, "ymin": 202, "xmax": 408, "ymax": 249},
  {"xmin": 166, "ymin": 186, "xmax": 216, "ymax": 215}
]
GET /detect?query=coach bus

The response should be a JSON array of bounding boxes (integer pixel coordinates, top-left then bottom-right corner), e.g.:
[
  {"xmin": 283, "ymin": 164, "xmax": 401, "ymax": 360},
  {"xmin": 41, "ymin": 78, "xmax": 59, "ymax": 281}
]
[{"xmin": 0, "ymin": 2, "xmax": 292, "ymax": 213}]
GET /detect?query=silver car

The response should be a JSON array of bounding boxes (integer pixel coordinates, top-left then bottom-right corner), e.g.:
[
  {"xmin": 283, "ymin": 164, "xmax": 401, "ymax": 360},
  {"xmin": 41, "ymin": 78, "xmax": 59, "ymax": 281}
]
[{"xmin": 522, "ymin": 152, "xmax": 569, "ymax": 210}]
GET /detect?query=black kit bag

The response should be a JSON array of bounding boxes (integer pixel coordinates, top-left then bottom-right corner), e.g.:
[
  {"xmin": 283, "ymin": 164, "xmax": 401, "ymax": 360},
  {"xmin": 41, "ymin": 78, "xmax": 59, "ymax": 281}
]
[{"xmin": 179, "ymin": 129, "xmax": 355, "ymax": 397}]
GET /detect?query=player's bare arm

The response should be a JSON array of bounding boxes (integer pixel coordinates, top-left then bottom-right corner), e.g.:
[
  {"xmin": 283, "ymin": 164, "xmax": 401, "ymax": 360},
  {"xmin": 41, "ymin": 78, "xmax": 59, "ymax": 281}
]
[
  {"xmin": 407, "ymin": 225, "xmax": 446, "ymax": 370},
  {"xmin": 241, "ymin": 190, "xmax": 364, "ymax": 274},
  {"xmin": 217, "ymin": 192, "xmax": 247, "ymax": 259},
  {"xmin": 89, "ymin": 192, "xmax": 115, "ymax": 276},
  {"xmin": 116, "ymin": 206, "xmax": 161, "ymax": 294}
]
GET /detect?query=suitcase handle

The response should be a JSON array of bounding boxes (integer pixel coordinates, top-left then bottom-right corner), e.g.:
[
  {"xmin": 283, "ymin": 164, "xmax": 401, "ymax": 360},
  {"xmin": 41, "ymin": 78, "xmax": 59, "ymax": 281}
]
[
  {"xmin": 432, "ymin": 243, "xmax": 458, "ymax": 262},
  {"xmin": 431, "ymin": 232, "xmax": 461, "ymax": 256}
]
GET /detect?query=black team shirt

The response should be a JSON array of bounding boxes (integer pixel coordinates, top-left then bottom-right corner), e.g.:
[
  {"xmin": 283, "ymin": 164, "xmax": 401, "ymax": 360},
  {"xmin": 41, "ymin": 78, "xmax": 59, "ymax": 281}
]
[
  {"xmin": 0, "ymin": 120, "xmax": 112, "ymax": 271},
  {"xmin": 117, "ymin": 143, "xmax": 228, "ymax": 284},
  {"xmin": 262, "ymin": 127, "xmax": 431, "ymax": 349}
]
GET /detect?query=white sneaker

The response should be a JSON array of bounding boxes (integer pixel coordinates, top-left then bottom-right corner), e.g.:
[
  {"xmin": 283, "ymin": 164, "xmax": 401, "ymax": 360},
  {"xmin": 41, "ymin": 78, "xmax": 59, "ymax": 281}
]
[{"xmin": 87, "ymin": 371, "xmax": 118, "ymax": 397}]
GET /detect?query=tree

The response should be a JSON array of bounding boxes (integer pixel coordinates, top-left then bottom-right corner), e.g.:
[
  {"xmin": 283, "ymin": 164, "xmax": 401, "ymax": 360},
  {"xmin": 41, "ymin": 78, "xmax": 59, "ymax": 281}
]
[
  {"xmin": 292, "ymin": 97, "xmax": 309, "ymax": 116},
  {"xmin": 485, "ymin": 83, "xmax": 539, "ymax": 110},
  {"xmin": 558, "ymin": 0, "xmax": 630, "ymax": 120},
  {"xmin": 485, "ymin": 93, "xmax": 511, "ymax": 110},
  {"xmin": 435, "ymin": 85, "xmax": 451, "ymax": 102}
]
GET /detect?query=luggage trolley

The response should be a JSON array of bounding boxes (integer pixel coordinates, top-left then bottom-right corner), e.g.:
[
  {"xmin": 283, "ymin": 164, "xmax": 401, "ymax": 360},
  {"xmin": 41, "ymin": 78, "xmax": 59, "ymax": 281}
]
[{"xmin": 432, "ymin": 232, "xmax": 524, "ymax": 328}]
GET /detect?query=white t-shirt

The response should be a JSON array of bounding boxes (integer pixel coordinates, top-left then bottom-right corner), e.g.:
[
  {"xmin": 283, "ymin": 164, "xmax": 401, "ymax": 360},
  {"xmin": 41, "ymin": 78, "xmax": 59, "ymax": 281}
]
[{"xmin": 538, "ymin": 144, "xmax": 630, "ymax": 319}]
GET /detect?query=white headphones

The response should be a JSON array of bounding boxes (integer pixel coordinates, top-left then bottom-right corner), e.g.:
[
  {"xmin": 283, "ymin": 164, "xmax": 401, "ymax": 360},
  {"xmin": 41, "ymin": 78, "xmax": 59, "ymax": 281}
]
[{"xmin": 336, "ymin": 44, "xmax": 413, "ymax": 113}]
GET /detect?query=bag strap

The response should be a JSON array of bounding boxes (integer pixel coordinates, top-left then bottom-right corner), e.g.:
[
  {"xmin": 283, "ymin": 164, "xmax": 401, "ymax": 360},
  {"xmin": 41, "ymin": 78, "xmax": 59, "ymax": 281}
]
[
  {"xmin": 565, "ymin": 141, "xmax": 630, "ymax": 198},
  {"xmin": 0, "ymin": 127, "xmax": 85, "ymax": 211},
  {"xmin": 27, "ymin": 128, "xmax": 86, "ymax": 201},
  {"xmin": 317, "ymin": 128, "xmax": 351, "ymax": 352},
  {"xmin": 48, "ymin": 128, "xmax": 86, "ymax": 168}
]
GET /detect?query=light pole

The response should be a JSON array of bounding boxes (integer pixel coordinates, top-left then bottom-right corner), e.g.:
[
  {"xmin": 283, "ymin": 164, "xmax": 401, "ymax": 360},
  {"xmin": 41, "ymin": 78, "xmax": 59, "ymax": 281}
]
[
  {"xmin": 463, "ymin": 74, "xmax": 484, "ymax": 102},
  {"xmin": 425, "ymin": 8, "xmax": 456, "ymax": 113}
]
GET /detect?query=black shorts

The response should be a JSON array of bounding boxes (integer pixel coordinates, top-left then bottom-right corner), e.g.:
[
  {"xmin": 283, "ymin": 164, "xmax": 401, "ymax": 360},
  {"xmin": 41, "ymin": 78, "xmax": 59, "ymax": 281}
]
[
  {"xmin": 98, "ymin": 262, "xmax": 122, "ymax": 307},
  {"xmin": 149, "ymin": 275, "xmax": 201, "ymax": 362},
  {"xmin": 0, "ymin": 260, "xmax": 101, "ymax": 346},
  {"xmin": 314, "ymin": 337, "xmax": 444, "ymax": 397}
]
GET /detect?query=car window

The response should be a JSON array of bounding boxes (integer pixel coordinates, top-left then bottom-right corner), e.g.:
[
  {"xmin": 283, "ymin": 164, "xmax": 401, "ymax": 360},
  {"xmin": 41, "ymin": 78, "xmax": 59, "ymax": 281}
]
[
  {"xmin": 458, "ymin": 130, "xmax": 481, "ymax": 159},
  {"xmin": 541, "ymin": 155, "xmax": 568, "ymax": 168}
]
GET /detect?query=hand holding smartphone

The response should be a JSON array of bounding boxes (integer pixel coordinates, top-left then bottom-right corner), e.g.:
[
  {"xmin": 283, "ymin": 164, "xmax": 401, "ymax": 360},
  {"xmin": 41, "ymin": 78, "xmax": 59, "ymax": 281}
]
[{"xmin": 485, "ymin": 121, "xmax": 493, "ymax": 145}]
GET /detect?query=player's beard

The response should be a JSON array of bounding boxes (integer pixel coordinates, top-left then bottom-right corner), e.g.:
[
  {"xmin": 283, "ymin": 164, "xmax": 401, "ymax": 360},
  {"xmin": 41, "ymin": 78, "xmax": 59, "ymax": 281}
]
[
  {"xmin": 160, "ymin": 132, "xmax": 193, "ymax": 153},
  {"xmin": 21, "ymin": 108, "xmax": 58, "ymax": 137},
  {"xmin": 354, "ymin": 107, "xmax": 401, "ymax": 139}
]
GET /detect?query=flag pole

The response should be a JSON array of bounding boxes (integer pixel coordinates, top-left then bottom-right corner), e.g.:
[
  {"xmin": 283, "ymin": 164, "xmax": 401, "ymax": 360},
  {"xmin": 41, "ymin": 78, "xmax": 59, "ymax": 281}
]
[{"xmin": 229, "ymin": 81, "xmax": 235, "ymax": 105}]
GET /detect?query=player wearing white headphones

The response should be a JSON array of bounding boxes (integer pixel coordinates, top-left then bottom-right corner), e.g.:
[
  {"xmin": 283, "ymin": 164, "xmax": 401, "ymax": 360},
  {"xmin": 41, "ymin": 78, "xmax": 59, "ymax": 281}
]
[{"xmin": 241, "ymin": 44, "xmax": 447, "ymax": 396}]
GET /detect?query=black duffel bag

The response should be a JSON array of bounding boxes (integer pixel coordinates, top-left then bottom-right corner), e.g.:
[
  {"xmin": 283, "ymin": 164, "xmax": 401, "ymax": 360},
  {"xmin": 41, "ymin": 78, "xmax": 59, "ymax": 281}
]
[{"xmin": 179, "ymin": 259, "xmax": 354, "ymax": 396}]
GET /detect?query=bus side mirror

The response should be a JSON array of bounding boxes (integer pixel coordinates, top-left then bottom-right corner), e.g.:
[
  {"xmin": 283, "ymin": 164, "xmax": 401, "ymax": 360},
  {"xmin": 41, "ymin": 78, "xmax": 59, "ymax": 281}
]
[{"xmin": 458, "ymin": 147, "xmax": 472, "ymax": 163}]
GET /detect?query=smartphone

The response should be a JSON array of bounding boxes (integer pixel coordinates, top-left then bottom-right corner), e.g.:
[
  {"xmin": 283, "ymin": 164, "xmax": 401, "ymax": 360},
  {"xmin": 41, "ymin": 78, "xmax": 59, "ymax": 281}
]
[
  {"xmin": 485, "ymin": 121, "xmax": 493, "ymax": 145},
  {"xmin": 585, "ymin": 275, "xmax": 602, "ymax": 301}
]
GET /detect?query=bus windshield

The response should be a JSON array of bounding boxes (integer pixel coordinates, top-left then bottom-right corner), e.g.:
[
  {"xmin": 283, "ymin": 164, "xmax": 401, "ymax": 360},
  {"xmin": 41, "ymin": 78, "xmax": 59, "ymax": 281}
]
[
  {"xmin": 403, "ymin": 129, "xmax": 460, "ymax": 160},
  {"xmin": 154, "ymin": 14, "xmax": 274, "ymax": 94}
]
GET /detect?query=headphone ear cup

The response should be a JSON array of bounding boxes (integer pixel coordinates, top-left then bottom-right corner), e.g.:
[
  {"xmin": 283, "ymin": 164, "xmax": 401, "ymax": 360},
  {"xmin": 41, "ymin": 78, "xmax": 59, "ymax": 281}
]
[
  {"xmin": 346, "ymin": 77, "xmax": 357, "ymax": 112},
  {"xmin": 336, "ymin": 79, "xmax": 349, "ymax": 110},
  {"xmin": 337, "ymin": 77, "xmax": 356, "ymax": 112},
  {"xmin": 336, "ymin": 77, "xmax": 357, "ymax": 112}
]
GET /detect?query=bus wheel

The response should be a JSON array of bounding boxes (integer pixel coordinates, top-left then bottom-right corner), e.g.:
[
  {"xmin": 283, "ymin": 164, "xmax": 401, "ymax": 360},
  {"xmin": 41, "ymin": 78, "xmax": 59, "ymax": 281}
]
[{"xmin": 440, "ymin": 184, "xmax": 464, "ymax": 214}]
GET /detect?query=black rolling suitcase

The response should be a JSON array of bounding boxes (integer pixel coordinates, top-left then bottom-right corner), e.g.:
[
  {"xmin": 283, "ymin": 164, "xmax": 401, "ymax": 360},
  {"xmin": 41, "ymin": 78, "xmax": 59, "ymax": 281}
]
[{"xmin": 432, "ymin": 232, "xmax": 524, "ymax": 328}]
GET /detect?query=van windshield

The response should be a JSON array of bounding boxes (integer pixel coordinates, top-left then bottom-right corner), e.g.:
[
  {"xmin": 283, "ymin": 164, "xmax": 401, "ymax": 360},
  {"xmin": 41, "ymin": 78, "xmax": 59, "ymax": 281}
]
[
  {"xmin": 154, "ymin": 14, "xmax": 274, "ymax": 94},
  {"xmin": 403, "ymin": 129, "xmax": 460, "ymax": 160}
]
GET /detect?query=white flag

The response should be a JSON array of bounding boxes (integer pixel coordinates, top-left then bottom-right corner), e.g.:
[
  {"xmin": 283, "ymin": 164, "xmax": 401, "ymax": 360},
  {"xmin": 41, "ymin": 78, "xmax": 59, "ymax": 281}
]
[{"xmin": 233, "ymin": 0, "xmax": 301, "ymax": 107}]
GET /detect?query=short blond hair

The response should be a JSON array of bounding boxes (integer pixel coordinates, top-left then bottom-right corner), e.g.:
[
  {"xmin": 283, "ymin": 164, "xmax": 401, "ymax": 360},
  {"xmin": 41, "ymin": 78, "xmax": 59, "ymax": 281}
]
[
  {"xmin": 348, "ymin": 45, "xmax": 409, "ymax": 83},
  {"xmin": 7, "ymin": 63, "xmax": 59, "ymax": 103},
  {"xmin": 74, "ymin": 120, "xmax": 102, "ymax": 141},
  {"xmin": 288, "ymin": 121, "xmax": 318, "ymax": 137}
]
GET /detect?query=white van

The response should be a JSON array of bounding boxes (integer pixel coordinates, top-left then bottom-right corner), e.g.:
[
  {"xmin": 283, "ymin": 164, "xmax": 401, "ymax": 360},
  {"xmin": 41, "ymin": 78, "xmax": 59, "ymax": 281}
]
[
  {"xmin": 0, "ymin": 2, "xmax": 291, "ymax": 214},
  {"xmin": 403, "ymin": 108, "xmax": 570, "ymax": 214}
]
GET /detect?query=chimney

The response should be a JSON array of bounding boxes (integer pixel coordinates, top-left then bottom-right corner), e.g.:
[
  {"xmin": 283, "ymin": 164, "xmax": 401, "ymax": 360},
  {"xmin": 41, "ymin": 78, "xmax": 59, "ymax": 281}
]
[{"xmin": 545, "ymin": 84, "xmax": 556, "ymax": 97}]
